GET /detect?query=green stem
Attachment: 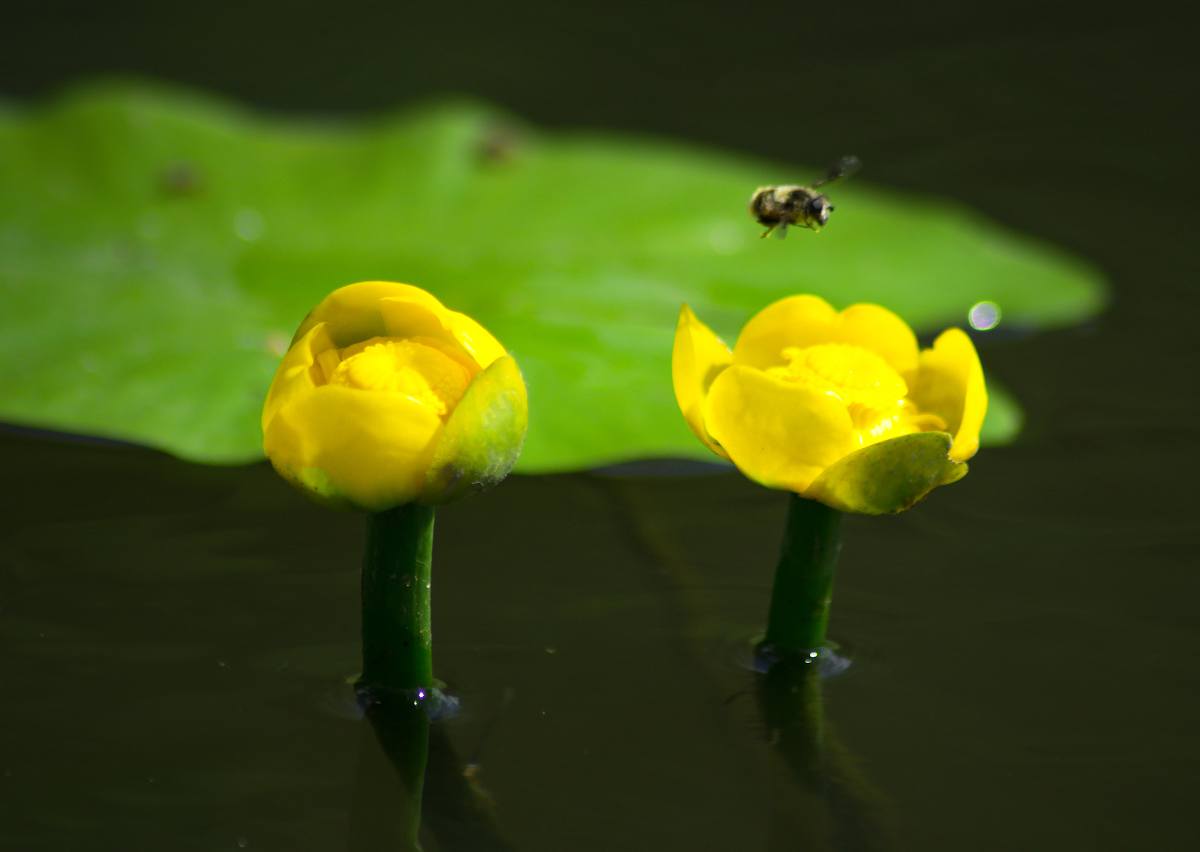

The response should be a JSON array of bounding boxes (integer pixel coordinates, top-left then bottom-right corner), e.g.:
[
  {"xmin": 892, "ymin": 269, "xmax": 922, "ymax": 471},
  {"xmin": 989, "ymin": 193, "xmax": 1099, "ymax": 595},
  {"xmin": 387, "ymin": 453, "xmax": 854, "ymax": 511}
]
[
  {"xmin": 360, "ymin": 503, "xmax": 436, "ymax": 692},
  {"xmin": 762, "ymin": 494, "xmax": 843, "ymax": 656}
]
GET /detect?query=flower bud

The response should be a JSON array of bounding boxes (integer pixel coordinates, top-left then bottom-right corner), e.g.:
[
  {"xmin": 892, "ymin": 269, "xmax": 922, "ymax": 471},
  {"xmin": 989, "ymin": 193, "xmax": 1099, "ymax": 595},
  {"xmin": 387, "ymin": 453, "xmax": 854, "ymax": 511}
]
[{"xmin": 262, "ymin": 281, "xmax": 527, "ymax": 510}]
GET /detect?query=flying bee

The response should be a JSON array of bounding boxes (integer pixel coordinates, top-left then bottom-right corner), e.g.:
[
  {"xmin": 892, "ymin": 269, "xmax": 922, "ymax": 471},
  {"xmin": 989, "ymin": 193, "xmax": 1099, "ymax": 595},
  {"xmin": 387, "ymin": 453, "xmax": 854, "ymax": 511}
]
[{"xmin": 749, "ymin": 155, "xmax": 861, "ymax": 238}]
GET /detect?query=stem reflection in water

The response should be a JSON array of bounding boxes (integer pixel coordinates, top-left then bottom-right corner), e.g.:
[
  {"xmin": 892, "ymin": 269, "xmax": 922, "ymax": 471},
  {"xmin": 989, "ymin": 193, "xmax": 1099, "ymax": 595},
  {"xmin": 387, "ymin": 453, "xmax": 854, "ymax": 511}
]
[
  {"xmin": 349, "ymin": 688, "xmax": 519, "ymax": 852},
  {"xmin": 593, "ymin": 476, "xmax": 891, "ymax": 848},
  {"xmin": 758, "ymin": 658, "xmax": 891, "ymax": 851},
  {"xmin": 349, "ymin": 693, "xmax": 428, "ymax": 851}
]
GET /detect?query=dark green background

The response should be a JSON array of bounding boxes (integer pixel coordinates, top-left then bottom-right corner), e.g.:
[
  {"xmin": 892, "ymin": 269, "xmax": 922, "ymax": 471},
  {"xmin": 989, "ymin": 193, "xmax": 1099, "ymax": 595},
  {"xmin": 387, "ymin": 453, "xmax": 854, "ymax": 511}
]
[{"xmin": 3, "ymin": 3, "xmax": 1198, "ymax": 850}]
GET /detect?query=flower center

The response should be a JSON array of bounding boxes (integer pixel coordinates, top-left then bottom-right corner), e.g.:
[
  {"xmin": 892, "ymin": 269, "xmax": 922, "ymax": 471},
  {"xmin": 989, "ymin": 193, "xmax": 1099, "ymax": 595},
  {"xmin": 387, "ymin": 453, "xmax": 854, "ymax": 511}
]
[
  {"xmin": 767, "ymin": 343, "xmax": 917, "ymax": 445},
  {"xmin": 325, "ymin": 338, "xmax": 473, "ymax": 417},
  {"xmin": 771, "ymin": 343, "xmax": 906, "ymax": 406}
]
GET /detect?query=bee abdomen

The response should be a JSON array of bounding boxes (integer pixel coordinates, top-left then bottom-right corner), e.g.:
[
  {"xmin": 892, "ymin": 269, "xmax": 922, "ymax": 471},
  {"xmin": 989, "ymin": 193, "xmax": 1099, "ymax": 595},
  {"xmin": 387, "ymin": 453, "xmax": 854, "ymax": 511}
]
[{"xmin": 750, "ymin": 187, "xmax": 784, "ymax": 225}]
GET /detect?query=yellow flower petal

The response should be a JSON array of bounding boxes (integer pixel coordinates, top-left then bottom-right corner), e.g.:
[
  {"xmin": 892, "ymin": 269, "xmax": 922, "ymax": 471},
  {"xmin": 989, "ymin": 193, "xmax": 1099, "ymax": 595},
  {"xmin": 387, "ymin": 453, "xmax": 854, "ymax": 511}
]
[
  {"xmin": 290, "ymin": 280, "xmax": 506, "ymax": 373},
  {"xmin": 733, "ymin": 295, "xmax": 919, "ymax": 378},
  {"xmin": 733, "ymin": 295, "xmax": 838, "ymax": 370},
  {"xmin": 261, "ymin": 321, "xmax": 337, "ymax": 434},
  {"xmin": 671, "ymin": 304, "xmax": 732, "ymax": 458},
  {"xmin": 378, "ymin": 296, "xmax": 506, "ymax": 370},
  {"xmin": 442, "ymin": 311, "xmax": 508, "ymax": 370},
  {"xmin": 909, "ymin": 328, "xmax": 987, "ymax": 462},
  {"xmin": 836, "ymin": 303, "xmax": 920, "ymax": 380},
  {"xmin": 328, "ymin": 337, "xmax": 474, "ymax": 417},
  {"xmin": 293, "ymin": 281, "xmax": 441, "ymax": 347},
  {"xmin": 703, "ymin": 365, "xmax": 856, "ymax": 493},
  {"xmin": 807, "ymin": 431, "xmax": 967, "ymax": 514},
  {"xmin": 422, "ymin": 356, "xmax": 528, "ymax": 503},
  {"xmin": 263, "ymin": 384, "xmax": 444, "ymax": 511}
]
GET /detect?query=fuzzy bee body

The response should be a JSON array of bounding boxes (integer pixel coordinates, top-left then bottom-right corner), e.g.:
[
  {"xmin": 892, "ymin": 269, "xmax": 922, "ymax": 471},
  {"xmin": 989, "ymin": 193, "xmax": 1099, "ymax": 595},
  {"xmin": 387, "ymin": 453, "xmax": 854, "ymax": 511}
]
[
  {"xmin": 749, "ymin": 185, "xmax": 832, "ymax": 236},
  {"xmin": 749, "ymin": 156, "xmax": 860, "ymax": 238}
]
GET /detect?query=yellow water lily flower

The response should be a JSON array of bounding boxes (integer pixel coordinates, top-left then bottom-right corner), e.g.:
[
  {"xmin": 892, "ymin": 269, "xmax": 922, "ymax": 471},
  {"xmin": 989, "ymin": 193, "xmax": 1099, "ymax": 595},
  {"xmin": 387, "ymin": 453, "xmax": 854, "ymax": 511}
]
[
  {"xmin": 262, "ymin": 281, "xmax": 527, "ymax": 511},
  {"xmin": 672, "ymin": 296, "xmax": 986, "ymax": 514}
]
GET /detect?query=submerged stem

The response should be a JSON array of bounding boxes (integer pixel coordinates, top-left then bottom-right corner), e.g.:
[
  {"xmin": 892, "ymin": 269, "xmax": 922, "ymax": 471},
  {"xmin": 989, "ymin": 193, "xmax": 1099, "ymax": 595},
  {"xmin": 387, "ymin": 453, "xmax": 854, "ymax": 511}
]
[
  {"xmin": 360, "ymin": 503, "xmax": 436, "ymax": 692},
  {"xmin": 762, "ymin": 494, "xmax": 843, "ymax": 657}
]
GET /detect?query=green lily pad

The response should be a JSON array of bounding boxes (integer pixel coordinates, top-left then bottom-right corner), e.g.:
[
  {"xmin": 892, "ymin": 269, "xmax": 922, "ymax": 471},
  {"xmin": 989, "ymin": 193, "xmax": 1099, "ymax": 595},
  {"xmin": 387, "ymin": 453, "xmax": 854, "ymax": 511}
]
[{"xmin": 0, "ymin": 82, "xmax": 1103, "ymax": 471}]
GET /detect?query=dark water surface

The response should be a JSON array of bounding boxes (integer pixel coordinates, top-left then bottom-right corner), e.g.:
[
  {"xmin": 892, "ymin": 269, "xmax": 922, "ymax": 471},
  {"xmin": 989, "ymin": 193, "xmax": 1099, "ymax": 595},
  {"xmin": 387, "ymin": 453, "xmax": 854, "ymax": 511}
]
[
  {"xmin": 0, "ymin": 427, "xmax": 1195, "ymax": 852},
  {"xmin": 3, "ymin": 416, "xmax": 1197, "ymax": 851},
  {"xmin": 4, "ymin": 4, "xmax": 1200, "ymax": 850}
]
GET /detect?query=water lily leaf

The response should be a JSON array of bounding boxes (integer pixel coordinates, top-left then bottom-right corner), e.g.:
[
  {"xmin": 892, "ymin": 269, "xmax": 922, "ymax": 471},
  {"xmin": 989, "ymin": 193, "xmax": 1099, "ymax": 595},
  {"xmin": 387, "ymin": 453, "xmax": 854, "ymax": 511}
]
[
  {"xmin": 979, "ymin": 381, "xmax": 1022, "ymax": 448},
  {"xmin": 0, "ymin": 82, "xmax": 1103, "ymax": 470}
]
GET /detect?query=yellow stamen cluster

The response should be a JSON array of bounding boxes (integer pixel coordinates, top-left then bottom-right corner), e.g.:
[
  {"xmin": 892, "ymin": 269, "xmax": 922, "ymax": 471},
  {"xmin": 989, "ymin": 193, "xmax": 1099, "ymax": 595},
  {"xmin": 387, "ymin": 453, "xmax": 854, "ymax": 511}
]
[
  {"xmin": 768, "ymin": 343, "xmax": 945, "ymax": 446},
  {"xmin": 323, "ymin": 338, "xmax": 473, "ymax": 418},
  {"xmin": 771, "ymin": 343, "xmax": 907, "ymax": 408},
  {"xmin": 767, "ymin": 343, "xmax": 921, "ymax": 446}
]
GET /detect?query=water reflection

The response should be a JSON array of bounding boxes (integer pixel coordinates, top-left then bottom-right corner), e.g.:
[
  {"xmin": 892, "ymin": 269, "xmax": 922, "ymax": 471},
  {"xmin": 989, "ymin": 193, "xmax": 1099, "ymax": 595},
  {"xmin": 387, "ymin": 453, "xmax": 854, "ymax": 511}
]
[
  {"xmin": 349, "ymin": 692, "xmax": 427, "ymax": 851},
  {"xmin": 757, "ymin": 659, "xmax": 890, "ymax": 851},
  {"xmin": 9, "ymin": 428, "xmax": 1196, "ymax": 849},
  {"xmin": 599, "ymin": 473, "xmax": 891, "ymax": 850},
  {"xmin": 349, "ymin": 668, "xmax": 888, "ymax": 852},
  {"xmin": 350, "ymin": 688, "xmax": 517, "ymax": 851}
]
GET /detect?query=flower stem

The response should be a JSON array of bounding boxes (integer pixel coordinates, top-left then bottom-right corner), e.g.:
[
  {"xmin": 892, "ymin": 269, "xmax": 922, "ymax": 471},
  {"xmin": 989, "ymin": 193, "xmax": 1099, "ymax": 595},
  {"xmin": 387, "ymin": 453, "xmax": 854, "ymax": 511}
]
[
  {"xmin": 762, "ymin": 495, "xmax": 843, "ymax": 657},
  {"xmin": 360, "ymin": 503, "xmax": 435, "ymax": 692}
]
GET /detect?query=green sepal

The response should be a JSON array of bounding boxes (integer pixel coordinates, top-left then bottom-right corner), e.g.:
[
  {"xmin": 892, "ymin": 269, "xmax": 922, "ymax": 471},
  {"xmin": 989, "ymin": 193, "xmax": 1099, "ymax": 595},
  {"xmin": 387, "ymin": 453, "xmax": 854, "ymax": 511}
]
[
  {"xmin": 420, "ymin": 356, "xmax": 528, "ymax": 504},
  {"xmin": 285, "ymin": 464, "xmax": 354, "ymax": 510},
  {"xmin": 806, "ymin": 432, "xmax": 966, "ymax": 515}
]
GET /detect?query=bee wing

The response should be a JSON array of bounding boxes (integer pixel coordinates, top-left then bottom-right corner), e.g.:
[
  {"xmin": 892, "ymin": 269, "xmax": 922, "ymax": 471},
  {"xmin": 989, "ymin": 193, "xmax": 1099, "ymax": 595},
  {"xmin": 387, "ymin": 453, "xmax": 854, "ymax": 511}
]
[{"xmin": 811, "ymin": 155, "xmax": 861, "ymax": 188}]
